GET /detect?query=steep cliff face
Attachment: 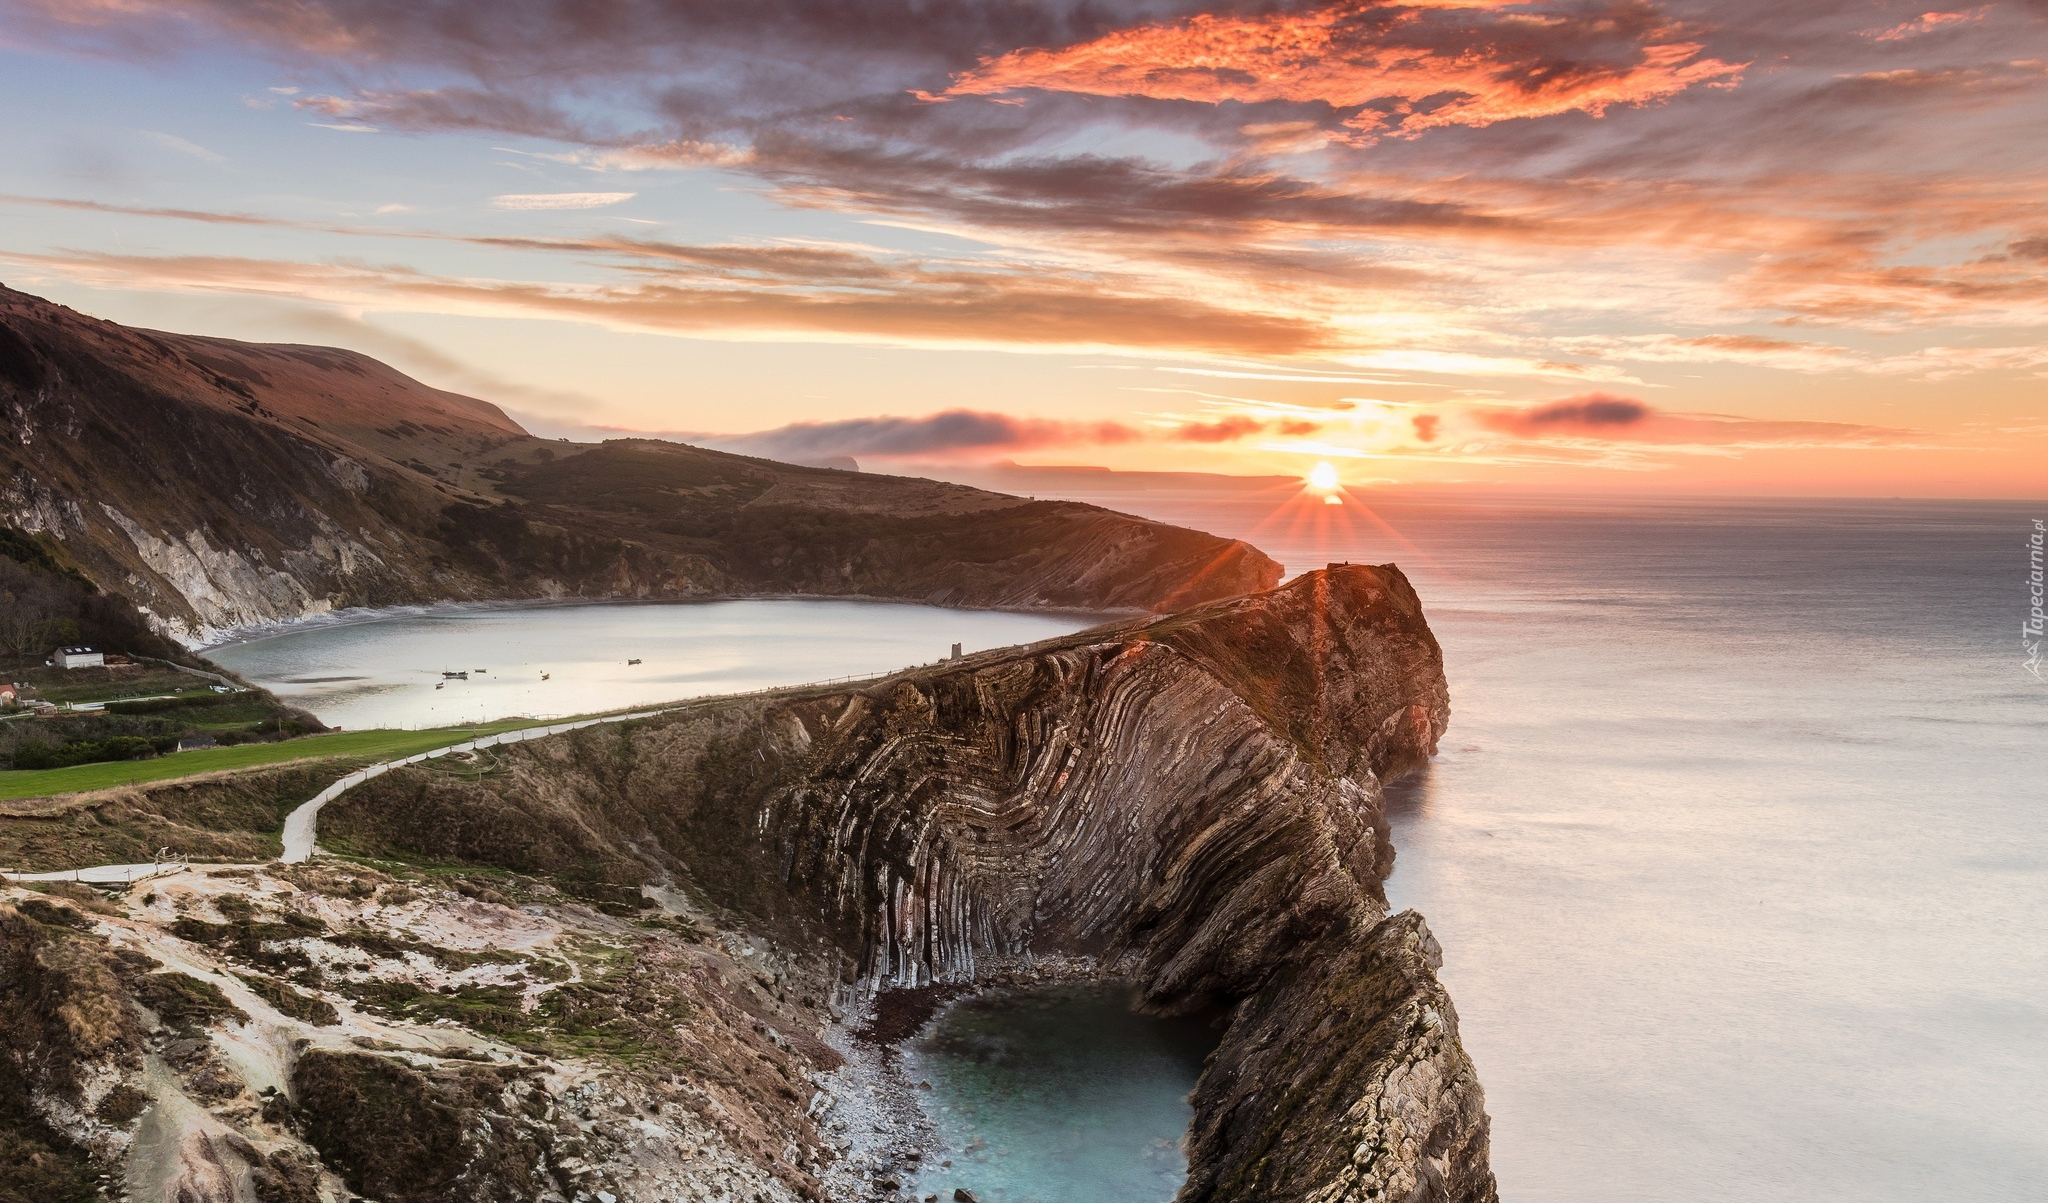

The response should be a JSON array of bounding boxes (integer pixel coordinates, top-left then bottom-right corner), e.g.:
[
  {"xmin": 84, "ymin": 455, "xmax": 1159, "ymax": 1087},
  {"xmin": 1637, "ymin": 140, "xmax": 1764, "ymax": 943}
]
[
  {"xmin": 322, "ymin": 564, "xmax": 1495, "ymax": 1202},
  {"xmin": 0, "ymin": 286, "xmax": 1277, "ymax": 641}
]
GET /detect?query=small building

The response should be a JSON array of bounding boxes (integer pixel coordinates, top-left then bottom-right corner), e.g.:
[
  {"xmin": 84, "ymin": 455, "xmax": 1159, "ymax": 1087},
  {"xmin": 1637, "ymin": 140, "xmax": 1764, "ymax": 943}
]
[
  {"xmin": 54, "ymin": 647, "xmax": 104, "ymax": 670},
  {"xmin": 175, "ymin": 735, "xmax": 217, "ymax": 753}
]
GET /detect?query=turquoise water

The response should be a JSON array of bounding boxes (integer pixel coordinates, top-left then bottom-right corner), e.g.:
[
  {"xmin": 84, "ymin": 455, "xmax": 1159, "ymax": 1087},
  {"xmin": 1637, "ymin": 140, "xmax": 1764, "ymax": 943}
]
[{"xmin": 905, "ymin": 984, "xmax": 1216, "ymax": 1203}]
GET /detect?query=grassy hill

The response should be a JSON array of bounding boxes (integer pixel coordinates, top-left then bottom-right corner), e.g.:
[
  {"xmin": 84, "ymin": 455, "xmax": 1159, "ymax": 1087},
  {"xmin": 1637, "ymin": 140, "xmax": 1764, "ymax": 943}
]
[{"xmin": 0, "ymin": 284, "xmax": 1278, "ymax": 641}]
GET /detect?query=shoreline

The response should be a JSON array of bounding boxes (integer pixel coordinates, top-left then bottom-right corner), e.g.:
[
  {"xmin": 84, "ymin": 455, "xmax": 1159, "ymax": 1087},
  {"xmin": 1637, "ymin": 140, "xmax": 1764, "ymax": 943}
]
[{"xmin": 197, "ymin": 593, "xmax": 1139, "ymax": 653}]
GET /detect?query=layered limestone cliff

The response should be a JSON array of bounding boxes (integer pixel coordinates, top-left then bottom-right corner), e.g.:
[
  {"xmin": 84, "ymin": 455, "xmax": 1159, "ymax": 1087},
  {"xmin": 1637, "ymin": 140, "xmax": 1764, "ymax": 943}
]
[
  {"xmin": 320, "ymin": 562, "xmax": 1497, "ymax": 1202},
  {"xmin": 0, "ymin": 285, "xmax": 1277, "ymax": 642},
  {"xmin": 0, "ymin": 564, "xmax": 1494, "ymax": 1203}
]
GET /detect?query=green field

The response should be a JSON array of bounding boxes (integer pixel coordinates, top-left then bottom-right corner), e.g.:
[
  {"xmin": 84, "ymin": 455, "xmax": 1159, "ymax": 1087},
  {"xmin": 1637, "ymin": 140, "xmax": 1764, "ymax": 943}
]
[{"xmin": 0, "ymin": 717, "xmax": 555, "ymax": 801}]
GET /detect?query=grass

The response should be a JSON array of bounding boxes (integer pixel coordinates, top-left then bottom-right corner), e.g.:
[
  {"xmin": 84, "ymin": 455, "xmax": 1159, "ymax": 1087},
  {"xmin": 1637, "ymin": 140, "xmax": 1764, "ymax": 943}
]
[
  {"xmin": 60, "ymin": 685, "xmax": 226, "ymax": 708},
  {"xmin": 0, "ymin": 717, "xmax": 555, "ymax": 801}
]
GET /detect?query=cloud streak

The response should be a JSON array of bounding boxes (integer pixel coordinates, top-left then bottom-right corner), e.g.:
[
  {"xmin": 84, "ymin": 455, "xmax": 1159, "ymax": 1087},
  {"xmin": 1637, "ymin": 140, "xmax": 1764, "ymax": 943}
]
[
  {"xmin": 1480, "ymin": 395, "xmax": 1650, "ymax": 434},
  {"xmin": 1463, "ymin": 393, "xmax": 1924, "ymax": 450},
  {"xmin": 0, "ymin": 246, "xmax": 1340, "ymax": 357},
  {"xmin": 142, "ymin": 130, "xmax": 226, "ymax": 162},
  {"xmin": 708, "ymin": 410, "xmax": 1139, "ymax": 459},
  {"xmin": 490, "ymin": 191, "xmax": 637, "ymax": 210},
  {"xmin": 706, "ymin": 407, "xmax": 1319, "ymax": 460}
]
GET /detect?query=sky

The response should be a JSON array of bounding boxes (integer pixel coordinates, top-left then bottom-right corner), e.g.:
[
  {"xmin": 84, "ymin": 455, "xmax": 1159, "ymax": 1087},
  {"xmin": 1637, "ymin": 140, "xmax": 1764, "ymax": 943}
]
[{"xmin": 1, "ymin": 0, "xmax": 2044, "ymax": 496}]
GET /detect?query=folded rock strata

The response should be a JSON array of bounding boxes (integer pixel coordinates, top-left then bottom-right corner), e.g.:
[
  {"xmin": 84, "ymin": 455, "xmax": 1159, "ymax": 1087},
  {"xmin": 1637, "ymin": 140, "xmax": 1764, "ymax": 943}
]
[{"xmin": 320, "ymin": 563, "xmax": 1498, "ymax": 1202}]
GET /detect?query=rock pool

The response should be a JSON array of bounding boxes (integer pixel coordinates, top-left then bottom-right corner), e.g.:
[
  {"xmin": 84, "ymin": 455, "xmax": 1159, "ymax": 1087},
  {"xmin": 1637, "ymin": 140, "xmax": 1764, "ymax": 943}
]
[{"xmin": 903, "ymin": 983, "xmax": 1217, "ymax": 1203}]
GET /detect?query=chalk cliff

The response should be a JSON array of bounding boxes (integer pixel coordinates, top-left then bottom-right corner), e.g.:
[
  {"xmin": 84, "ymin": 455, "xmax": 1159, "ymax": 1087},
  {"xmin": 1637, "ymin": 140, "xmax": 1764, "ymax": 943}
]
[{"xmin": 0, "ymin": 285, "xmax": 1277, "ymax": 642}]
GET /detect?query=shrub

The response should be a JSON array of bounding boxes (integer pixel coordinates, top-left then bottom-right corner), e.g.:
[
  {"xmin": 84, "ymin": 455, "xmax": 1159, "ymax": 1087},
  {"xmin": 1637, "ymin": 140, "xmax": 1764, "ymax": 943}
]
[
  {"xmin": 132, "ymin": 972, "xmax": 249, "ymax": 1033},
  {"xmin": 8, "ymin": 735, "xmax": 159, "ymax": 770}
]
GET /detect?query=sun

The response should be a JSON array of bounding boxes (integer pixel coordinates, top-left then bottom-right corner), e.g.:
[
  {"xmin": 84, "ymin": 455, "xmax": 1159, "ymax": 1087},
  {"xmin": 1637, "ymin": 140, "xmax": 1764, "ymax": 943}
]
[{"xmin": 1307, "ymin": 461, "xmax": 1339, "ymax": 491}]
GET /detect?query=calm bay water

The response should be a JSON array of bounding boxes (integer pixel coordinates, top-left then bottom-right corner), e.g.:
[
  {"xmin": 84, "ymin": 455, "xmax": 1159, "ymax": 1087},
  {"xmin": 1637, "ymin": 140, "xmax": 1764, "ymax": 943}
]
[
  {"xmin": 904, "ymin": 984, "xmax": 1215, "ymax": 1203},
  {"xmin": 1071, "ymin": 489, "xmax": 2047, "ymax": 1202},
  {"xmin": 205, "ymin": 599, "xmax": 1094, "ymax": 731}
]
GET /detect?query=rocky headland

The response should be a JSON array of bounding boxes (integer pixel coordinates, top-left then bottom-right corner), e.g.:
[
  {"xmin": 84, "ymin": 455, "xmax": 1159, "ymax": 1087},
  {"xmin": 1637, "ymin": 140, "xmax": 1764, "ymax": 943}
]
[
  {"xmin": 0, "ymin": 285, "xmax": 1277, "ymax": 644},
  {"xmin": 2, "ymin": 563, "xmax": 1496, "ymax": 1202}
]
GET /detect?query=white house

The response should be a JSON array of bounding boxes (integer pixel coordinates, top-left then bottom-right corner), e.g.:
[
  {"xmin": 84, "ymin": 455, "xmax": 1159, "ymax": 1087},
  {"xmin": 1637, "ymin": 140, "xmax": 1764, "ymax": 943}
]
[{"xmin": 54, "ymin": 647, "xmax": 105, "ymax": 669}]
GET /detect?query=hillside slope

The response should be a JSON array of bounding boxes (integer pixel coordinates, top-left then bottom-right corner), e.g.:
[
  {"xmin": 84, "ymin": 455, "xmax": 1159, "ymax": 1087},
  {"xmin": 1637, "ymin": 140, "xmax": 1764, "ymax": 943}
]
[{"xmin": 0, "ymin": 286, "xmax": 1278, "ymax": 642}]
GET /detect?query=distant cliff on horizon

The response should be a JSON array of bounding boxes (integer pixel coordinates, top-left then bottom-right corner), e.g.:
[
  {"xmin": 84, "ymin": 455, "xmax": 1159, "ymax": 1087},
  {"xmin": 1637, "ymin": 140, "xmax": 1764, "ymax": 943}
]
[{"xmin": 0, "ymin": 285, "xmax": 1279, "ymax": 644}]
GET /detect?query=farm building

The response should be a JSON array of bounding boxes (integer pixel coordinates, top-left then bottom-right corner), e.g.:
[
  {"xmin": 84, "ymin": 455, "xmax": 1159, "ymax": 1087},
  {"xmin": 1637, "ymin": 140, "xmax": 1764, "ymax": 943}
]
[{"xmin": 54, "ymin": 646, "xmax": 105, "ymax": 669}]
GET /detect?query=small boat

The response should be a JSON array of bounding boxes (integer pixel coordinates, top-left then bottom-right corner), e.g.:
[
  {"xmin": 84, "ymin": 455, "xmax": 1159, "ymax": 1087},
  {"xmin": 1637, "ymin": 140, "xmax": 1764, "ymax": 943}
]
[
  {"xmin": 441, "ymin": 671, "xmax": 468, "ymax": 680},
  {"xmin": 474, "ymin": 668, "xmax": 488, "ymax": 674},
  {"xmin": 627, "ymin": 658, "xmax": 642, "ymax": 666},
  {"xmin": 435, "ymin": 683, "xmax": 444, "ymax": 690},
  {"xmin": 540, "ymin": 672, "xmax": 550, "ymax": 681}
]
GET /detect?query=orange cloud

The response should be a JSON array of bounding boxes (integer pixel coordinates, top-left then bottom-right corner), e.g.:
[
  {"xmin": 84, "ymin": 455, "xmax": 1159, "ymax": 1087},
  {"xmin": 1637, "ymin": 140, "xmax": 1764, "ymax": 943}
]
[
  {"xmin": 935, "ymin": 0, "xmax": 1745, "ymax": 140},
  {"xmin": 1171, "ymin": 415, "xmax": 1320, "ymax": 442},
  {"xmin": 1868, "ymin": 8, "xmax": 1991, "ymax": 41}
]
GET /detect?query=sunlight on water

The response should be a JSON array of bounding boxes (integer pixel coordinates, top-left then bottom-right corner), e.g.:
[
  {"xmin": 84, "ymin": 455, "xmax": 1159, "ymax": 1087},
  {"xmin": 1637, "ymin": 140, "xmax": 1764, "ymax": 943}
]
[
  {"xmin": 205, "ymin": 599, "xmax": 1097, "ymax": 730},
  {"xmin": 904, "ymin": 984, "xmax": 1216, "ymax": 1203}
]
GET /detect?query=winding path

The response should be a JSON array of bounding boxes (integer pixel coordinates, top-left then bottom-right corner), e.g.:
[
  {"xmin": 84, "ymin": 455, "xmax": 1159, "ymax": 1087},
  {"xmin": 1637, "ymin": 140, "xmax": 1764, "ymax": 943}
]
[
  {"xmin": 276, "ymin": 706, "xmax": 677, "ymax": 862},
  {"xmin": 3, "ymin": 705, "xmax": 690, "ymax": 882},
  {"xmin": 7, "ymin": 646, "xmax": 1030, "ymax": 885}
]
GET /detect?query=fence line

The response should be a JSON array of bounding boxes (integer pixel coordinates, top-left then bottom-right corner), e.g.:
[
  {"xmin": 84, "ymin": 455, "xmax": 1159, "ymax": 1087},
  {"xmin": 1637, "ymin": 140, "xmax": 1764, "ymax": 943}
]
[{"xmin": 3, "ymin": 853, "xmax": 189, "ymax": 886}]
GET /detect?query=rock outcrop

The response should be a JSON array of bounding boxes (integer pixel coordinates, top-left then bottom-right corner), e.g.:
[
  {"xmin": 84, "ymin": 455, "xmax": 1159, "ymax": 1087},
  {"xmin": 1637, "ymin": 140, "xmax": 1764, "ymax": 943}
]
[
  {"xmin": 1, "ymin": 864, "xmax": 840, "ymax": 1203},
  {"xmin": 0, "ymin": 891, "xmax": 147, "ymax": 1192},
  {"xmin": 0, "ymin": 285, "xmax": 1277, "ymax": 642},
  {"xmin": 321, "ymin": 563, "xmax": 1497, "ymax": 1202}
]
